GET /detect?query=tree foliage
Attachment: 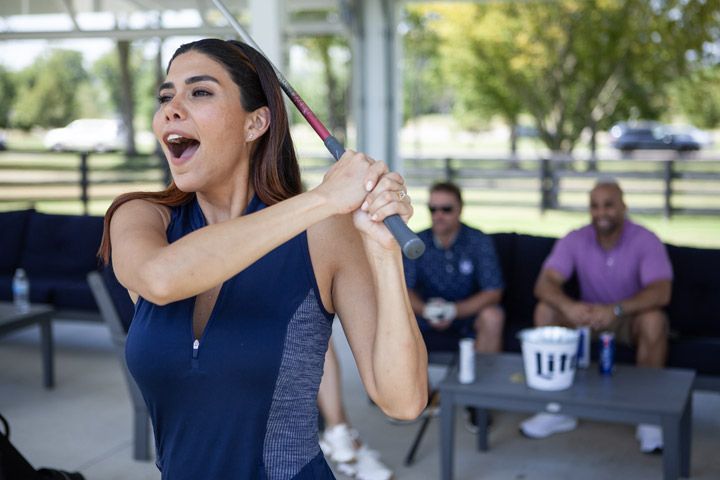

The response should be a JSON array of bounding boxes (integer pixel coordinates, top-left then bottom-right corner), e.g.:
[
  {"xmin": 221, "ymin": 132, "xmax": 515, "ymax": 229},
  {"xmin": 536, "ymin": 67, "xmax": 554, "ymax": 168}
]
[
  {"xmin": 94, "ymin": 41, "xmax": 154, "ymax": 154},
  {"xmin": 671, "ymin": 65, "xmax": 720, "ymax": 129},
  {"xmin": 93, "ymin": 42, "xmax": 157, "ymax": 121},
  {"xmin": 296, "ymin": 36, "xmax": 350, "ymax": 144},
  {"xmin": 421, "ymin": 0, "xmax": 720, "ymax": 154},
  {"xmin": 0, "ymin": 65, "xmax": 15, "ymax": 129},
  {"xmin": 401, "ymin": 9, "xmax": 448, "ymax": 123},
  {"xmin": 12, "ymin": 49, "xmax": 87, "ymax": 130}
]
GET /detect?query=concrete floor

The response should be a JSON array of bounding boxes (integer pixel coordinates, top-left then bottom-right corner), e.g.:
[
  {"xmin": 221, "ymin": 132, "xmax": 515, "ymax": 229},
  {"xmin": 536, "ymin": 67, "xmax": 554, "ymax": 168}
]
[{"xmin": 1, "ymin": 319, "xmax": 719, "ymax": 480}]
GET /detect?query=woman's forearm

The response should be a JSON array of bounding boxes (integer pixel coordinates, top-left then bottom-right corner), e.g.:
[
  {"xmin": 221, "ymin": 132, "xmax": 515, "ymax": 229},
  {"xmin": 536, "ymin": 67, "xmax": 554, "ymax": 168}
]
[
  {"xmin": 121, "ymin": 190, "xmax": 334, "ymax": 304},
  {"xmin": 363, "ymin": 241, "xmax": 428, "ymax": 420}
]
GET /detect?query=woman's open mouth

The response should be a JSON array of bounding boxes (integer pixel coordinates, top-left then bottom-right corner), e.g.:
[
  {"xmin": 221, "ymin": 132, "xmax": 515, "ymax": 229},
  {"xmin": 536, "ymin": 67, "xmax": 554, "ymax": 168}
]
[{"xmin": 165, "ymin": 133, "xmax": 200, "ymax": 161}]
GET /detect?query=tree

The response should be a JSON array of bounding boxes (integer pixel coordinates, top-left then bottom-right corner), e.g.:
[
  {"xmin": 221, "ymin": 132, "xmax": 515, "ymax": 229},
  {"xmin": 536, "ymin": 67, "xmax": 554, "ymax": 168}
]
[
  {"xmin": 0, "ymin": 65, "xmax": 15, "ymax": 128},
  {"xmin": 94, "ymin": 41, "xmax": 147, "ymax": 154},
  {"xmin": 401, "ymin": 8, "xmax": 447, "ymax": 123},
  {"xmin": 671, "ymin": 65, "xmax": 720, "ymax": 129},
  {"xmin": 12, "ymin": 50, "xmax": 87, "ymax": 130},
  {"xmin": 426, "ymin": 0, "xmax": 720, "ymax": 156},
  {"xmin": 297, "ymin": 36, "xmax": 350, "ymax": 144}
]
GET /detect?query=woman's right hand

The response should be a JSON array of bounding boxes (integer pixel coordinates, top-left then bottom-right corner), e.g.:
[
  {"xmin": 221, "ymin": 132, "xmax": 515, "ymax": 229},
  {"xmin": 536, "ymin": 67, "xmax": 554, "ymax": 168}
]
[{"xmin": 313, "ymin": 150, "xmax": 388, "ymax": 215}]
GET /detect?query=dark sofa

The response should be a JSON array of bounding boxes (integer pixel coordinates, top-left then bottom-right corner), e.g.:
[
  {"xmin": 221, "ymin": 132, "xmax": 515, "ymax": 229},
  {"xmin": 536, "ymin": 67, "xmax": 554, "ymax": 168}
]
[
  {"xmin": 1, "ymin": 209, "xmax": 718, "ymax": 390},
  {"xmin": 0, "ymin": 209, "xmax": 103, "ymax": 320},
  {"xmin": 491, "ymin": 232, "xmax": 720, "ymax": 390}
]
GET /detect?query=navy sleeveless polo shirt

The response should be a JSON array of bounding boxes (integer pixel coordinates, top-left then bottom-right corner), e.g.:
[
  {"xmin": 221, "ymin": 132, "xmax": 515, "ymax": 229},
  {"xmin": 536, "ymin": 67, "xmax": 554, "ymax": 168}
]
[{"xmin": 125, "ymin": 195, "xmax": 336, "ymax": 479}]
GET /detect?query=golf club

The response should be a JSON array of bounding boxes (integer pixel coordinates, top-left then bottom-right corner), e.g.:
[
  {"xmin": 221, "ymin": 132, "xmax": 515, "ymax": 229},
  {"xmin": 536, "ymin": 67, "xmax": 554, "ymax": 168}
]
[{"xmin": 211, "ymin": 0, "xmax": 424, "ymax": 259}]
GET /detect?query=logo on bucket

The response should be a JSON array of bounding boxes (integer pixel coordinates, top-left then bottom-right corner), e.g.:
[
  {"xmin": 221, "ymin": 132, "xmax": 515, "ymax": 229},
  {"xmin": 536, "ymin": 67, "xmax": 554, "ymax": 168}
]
[
  {"xmin": 518, "ymin": 327, "xmax": 580, "ymax": 391},
  {"xmin": 533, "ymin": 351, "xmax": 575, "ymax": 380}
]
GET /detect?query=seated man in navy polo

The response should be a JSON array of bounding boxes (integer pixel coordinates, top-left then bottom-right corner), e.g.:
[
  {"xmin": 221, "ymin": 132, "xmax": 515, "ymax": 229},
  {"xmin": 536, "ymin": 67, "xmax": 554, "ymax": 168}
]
[{"xmin": 404, "ymin": 182, "xmax": 505, "ymax": 355}]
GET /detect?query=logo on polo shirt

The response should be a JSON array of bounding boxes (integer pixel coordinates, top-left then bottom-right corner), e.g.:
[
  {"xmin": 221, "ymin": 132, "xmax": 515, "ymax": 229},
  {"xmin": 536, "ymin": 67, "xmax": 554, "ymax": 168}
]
[{"xmin": 459, "ymin": 258, "xmax": 474, "ymax": 275}]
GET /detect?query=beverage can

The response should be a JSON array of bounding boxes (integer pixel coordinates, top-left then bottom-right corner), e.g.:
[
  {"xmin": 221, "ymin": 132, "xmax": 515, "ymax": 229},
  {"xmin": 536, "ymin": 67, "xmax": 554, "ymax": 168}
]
[
  {"xmin": 576, "ymin": 326, "xmax": 591, "ymax": 368},
  {"xmin": 458, "ymin": 338, "xmax": 475, "ymax": 384},
  {"xmin": 599, "ymin": 331, "xmax": 615, "ymax": 376}
]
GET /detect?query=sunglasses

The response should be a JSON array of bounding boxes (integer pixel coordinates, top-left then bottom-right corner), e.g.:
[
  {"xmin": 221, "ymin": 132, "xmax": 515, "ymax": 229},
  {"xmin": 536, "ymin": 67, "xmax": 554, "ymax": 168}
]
[{"xmin": 428, "ymin": 205, "xmax": 455, "ymax": 214}]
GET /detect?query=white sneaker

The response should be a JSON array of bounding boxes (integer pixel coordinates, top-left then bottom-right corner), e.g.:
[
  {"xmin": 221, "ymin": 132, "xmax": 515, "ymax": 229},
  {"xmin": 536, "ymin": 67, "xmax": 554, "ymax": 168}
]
[
  {"xmin": 321, "ymin": 424, "xmax": 357, "ymax": 463},
  {"xmin": 636, "ymin": 424, "xmax": 663, "ymax": 453},
  {"xmin": 353, "ymin": 446, "xmax": 393, "ymax": 480},
  {"xmin": 520, "ymin": 413, "xmax": 578, "ymax": 439}
]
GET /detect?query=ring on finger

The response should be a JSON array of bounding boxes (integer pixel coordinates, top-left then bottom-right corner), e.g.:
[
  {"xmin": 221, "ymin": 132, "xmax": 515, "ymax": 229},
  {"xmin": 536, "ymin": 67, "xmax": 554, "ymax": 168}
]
[{"xmin": 397, "ymin": 190, "xmax": 407, "ymax": 200}]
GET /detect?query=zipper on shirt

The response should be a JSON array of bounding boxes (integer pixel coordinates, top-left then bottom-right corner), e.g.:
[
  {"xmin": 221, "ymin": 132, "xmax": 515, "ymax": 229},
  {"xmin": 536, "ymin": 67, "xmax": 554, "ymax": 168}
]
[{"xmin": 191, "ymin": 339, "xmax": 200, "ymax": 369}]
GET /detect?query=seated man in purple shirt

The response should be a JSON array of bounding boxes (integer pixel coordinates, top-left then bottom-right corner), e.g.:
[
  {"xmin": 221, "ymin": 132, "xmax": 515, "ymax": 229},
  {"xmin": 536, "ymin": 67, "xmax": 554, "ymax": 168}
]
[{"xmin": 520, "ymin": 179, "xmax": 673, "ymax": 454}]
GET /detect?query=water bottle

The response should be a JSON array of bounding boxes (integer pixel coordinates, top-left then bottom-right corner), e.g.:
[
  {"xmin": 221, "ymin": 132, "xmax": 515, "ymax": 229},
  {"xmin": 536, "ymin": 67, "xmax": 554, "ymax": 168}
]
[
  {"xmin": 12, "ymin": 268, "xmax": 30, "ymax": 313},
  {"xmin": 458, "ymin": 338, "xmax": 476, "ymax": 384}
]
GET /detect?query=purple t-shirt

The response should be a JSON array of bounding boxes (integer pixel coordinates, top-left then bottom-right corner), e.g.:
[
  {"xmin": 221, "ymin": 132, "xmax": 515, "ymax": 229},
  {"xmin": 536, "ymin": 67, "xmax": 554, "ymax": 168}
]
[{"xmin": 543, "ymin": 219, "xmax": 673, "ymax": 304}]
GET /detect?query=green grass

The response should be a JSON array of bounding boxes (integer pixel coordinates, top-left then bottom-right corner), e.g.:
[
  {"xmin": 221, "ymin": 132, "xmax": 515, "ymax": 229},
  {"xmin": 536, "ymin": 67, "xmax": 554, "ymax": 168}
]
[
  {"xmin": 2, "ymin": 125, "xmax": 719, "ymax": 249},
  {"xmin": 406, "ymin": 186, "xmax": 720, "ymax": 249}
]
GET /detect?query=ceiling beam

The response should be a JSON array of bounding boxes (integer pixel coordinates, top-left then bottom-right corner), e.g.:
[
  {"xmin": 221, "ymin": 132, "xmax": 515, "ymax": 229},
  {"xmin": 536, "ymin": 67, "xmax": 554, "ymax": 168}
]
[
  {"xmin": 0, "ymin": 25, "xmax": 237, "ymax": 40},
  {"xmin": 284, "ymin": 20, "xmax": 345, "ymax": 37}
]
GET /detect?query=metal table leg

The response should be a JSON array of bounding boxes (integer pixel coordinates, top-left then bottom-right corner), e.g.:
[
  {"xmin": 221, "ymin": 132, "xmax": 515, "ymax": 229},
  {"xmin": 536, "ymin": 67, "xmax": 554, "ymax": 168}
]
[
  {"xmin": 440, "ymin": 393, "xmax": 455, "ymax": 480},
  {"xmin": 39, "ymin": 317, "xmax": 54, "ymax": 389}
]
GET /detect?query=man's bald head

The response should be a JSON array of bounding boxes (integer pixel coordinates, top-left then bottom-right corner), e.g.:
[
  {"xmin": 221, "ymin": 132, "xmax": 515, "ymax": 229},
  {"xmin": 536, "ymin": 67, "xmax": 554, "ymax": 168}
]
[
  {"xmin": 590, "ymin": 179, "xmax": 626, "ymax": 237},
  {"xmin": 591, "ymin": 179, "xmax": 624, "ymax": 202}
]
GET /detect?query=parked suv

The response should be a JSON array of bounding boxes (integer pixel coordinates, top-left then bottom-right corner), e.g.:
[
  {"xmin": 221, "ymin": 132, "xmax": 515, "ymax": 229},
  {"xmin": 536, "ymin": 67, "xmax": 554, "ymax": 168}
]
[
  {"xmin": 610, "ymin": 121, "xmax": 702, "ymax": 152},
  {"xmin": 43, "ymin": 119, "xmax": 125, "ymax": 152}
]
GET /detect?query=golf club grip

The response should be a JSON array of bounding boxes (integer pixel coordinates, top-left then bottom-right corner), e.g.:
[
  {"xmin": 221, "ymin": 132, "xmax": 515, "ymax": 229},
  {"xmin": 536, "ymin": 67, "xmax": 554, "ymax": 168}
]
[{"xmin": 324, "ymin": 135, "xmax": 425, "ymax": 260}]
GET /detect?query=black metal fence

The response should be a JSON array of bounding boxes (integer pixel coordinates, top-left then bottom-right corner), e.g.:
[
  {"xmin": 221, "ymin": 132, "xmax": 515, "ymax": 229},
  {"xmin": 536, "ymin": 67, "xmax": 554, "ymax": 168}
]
[
  {"xmin": 1, "ymin": 149, "xmax": 719, "ymax": 219},
  {"xmin": 400, "ymin": 153, "xmax": 720, "ymax": 219}
]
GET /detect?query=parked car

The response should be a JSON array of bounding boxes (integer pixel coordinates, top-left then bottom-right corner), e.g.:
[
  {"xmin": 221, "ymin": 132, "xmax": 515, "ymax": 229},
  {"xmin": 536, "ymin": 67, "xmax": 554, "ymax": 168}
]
[
  {"xmin": 43, "ymin": 119, "xmax": 125, "ymax": 152},
  {"xmin": 0, "ymin": 131, "xmax": 6, "ymax": 151},
  {"xmin": 610, "ymin": 121, "xmax": 702, "ymax": 152}
]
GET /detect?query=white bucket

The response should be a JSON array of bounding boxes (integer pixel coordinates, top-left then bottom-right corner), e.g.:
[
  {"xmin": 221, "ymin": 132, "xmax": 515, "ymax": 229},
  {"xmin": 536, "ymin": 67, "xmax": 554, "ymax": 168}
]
[{"xmin": 518, "ymin": 326, "xmax": 580, "ymax": 391}]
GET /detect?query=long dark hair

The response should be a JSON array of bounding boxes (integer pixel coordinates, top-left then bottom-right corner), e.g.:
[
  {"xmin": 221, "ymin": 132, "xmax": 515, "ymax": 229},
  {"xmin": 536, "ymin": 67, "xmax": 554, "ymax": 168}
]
[{"xmin": 99, "ymin": 39, "xmax": 301, "ymax": 263}]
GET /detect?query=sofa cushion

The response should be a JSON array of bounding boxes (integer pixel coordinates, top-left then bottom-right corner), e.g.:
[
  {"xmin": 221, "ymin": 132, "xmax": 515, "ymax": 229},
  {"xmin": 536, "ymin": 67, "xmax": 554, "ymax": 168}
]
[
  {"xmin": 665, "ymin": 244, "xmax": 720, "ymax": 337},
  {"xmin": 500, "ymin": 234, "xmax": 557, "ymax": 350},
  {"xmin": 19, "ymin": 213, "xmax": 103, "ymax": 277},
  {"xmin": 489, "ymin": 232, "xmax": 516, "ymax": 287},
  {"xmin": 0, "ymin": 275, "xmax": 14, "ymax": 301},
  {"xmin": 0, "ymin": 209, "xmax": 34, "ymax": 276},
  {"xmin": 668, "ymin": 337, "xmax": 720, "ymax": 376},
  {"xmin": 102, "ymin": 264, "xmax": 135, "ymax": 333}
]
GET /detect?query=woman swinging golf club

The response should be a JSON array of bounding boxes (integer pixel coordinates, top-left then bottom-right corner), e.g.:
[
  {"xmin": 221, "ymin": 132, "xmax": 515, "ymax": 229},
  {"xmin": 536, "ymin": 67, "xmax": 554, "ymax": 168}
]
[{"xmin": 98, "ymin": 38, "xmax": 428, "ymax": 479}]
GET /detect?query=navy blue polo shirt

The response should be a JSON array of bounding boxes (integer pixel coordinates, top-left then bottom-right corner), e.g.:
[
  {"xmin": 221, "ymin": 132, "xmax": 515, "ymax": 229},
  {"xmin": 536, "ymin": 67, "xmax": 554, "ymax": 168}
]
[
  {"xmin": 404, "ymin": 224, "xmax": 504, "ymax": 305},
  {"xmin": 126, "ymin": 196, "xmax": 336, "ymax": 479}
]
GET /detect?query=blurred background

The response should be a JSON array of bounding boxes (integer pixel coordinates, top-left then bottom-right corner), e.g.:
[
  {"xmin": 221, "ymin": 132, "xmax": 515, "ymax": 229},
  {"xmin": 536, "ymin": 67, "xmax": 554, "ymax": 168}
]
[
  {"xmin": 1, "ymin": 0, "xmax": 719, "ymax": 246},
  {"xmin": 2, "ymin": 3, "xmax": 720, "ymax": 479}
]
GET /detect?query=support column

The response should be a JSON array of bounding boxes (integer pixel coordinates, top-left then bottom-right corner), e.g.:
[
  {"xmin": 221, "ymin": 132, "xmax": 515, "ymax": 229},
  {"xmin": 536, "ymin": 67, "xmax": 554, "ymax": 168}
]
[
  {"xmin": 249, "ymin": 0, "xmax": 283, "ymax": 67},
  {"xmin": 350, "ymin": 0, "xmax": 401, "ymax": 170}
]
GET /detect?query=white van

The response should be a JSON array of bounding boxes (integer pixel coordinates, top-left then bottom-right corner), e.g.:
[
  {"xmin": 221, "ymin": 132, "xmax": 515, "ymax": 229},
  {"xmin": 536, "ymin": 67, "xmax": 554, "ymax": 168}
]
[{"xmin": 43, "ymin": 119, "xmax": 125, "ymax": 152}]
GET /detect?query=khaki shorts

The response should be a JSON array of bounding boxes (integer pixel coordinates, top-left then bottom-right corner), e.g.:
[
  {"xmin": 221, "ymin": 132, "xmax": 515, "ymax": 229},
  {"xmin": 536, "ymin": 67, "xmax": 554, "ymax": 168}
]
[{"xmin": 592, "ymin": 313, "xmax": 669, "ymax": 346}]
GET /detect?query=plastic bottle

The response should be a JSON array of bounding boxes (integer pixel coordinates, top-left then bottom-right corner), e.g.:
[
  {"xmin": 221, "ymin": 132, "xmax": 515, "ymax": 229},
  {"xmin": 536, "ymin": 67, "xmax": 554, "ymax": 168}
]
[
  {"xmin": 12, "ymin": 268, "xmax": 30, "ymax": 313},
  {"xmin": 458, "ymin": 338, "xmax": 476, "ymax": 384}
]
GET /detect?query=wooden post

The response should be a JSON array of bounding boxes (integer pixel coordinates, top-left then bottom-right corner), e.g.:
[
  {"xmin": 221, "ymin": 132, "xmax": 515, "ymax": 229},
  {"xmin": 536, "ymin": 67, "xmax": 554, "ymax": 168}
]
[
  {"xmin": 444, "ymin": 157, "xmax": 454, "ymax": 182},
  {"xmin": 540, "ymin": 157, "xmax": 557, "ymax": 212},
  {"xmin": 663, "ymin": 158, "xmax": 674, "ymax": 219},
  {"xmin": 80, "ymin": 152, "xmax": 89, "ymax": 215}
]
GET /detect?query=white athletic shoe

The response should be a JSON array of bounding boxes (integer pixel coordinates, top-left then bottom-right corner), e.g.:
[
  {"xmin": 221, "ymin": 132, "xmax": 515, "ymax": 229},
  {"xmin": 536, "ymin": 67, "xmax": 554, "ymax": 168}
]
[
  {"xmin": 321, "ymin": 424, "xmax": 357, "ymax": 463},
  {"xmin": 520, "ymin": 413, "xmax": 578, "ymax": 439},
  {"xmin": 636, "ymin": 424, "xmax": 663, "ymax": 454},
  {"xmin": 351, "ymin": 446, "xmax": 393, "ymax": 480}
]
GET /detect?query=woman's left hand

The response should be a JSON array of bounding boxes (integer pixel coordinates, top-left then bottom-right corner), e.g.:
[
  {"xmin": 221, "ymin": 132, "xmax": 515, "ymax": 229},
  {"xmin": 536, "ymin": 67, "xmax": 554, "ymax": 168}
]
[{"xmin": 352, "ymin": 170, "xmax": 413, "ymax": 251}]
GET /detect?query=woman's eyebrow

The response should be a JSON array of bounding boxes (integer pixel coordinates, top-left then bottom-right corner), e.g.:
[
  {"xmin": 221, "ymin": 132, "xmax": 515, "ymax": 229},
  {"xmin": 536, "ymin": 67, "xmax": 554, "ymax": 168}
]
[
  {"xmin": 157, "ymin": 75, "xmax": 220, "ymax": 93},
  {"xmin": 185, "ymin": 75, "xmax": 220, "ymax": 85}
]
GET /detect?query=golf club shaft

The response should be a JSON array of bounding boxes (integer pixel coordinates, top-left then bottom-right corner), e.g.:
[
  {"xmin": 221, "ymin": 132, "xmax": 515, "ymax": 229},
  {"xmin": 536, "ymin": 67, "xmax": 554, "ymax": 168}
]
[{"xmin": 212, "ymin": 0, "xmax": 424, "ymax": 259}]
